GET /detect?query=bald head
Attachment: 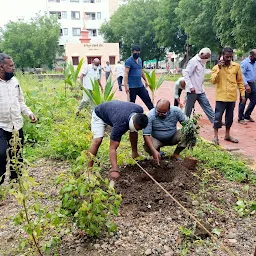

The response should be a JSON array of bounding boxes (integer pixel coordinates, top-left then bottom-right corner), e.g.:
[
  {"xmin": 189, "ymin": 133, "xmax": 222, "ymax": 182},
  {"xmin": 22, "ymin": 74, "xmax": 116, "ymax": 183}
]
[
  {"xmin": 93, "ymin": 58, "xmax": 100, "ymax": 66},
  {"xmin": 156, "ymin": 99, "xmax": 170, "ymax": 118}
]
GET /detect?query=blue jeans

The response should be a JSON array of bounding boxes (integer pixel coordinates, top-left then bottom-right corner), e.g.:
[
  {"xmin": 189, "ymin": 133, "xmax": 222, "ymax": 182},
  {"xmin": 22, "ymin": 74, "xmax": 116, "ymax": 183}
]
[
  {"xmin": 185, "ymin": 92, "xmax": 215, "ymax": 123},
  {"xmin": 129, "ymin": 86, "xmax": 154, "ymax": 110},
  {"xmin": 238, "ymin": 82, "xmax": 256, "ymax": 120}
]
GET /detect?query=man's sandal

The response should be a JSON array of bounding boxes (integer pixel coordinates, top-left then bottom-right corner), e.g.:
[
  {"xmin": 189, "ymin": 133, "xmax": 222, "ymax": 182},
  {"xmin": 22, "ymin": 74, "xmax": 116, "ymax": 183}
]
[
  {"xmin": 224, "ymin": 136, "xmax": 239, "ymax": 143},
  {"xmin": 212, "ymin": 137, "xmax": 219, "ymax": 145},
  {"xmin": 108, "ymin": 170, "xmax": 120, "ymax": 180}
]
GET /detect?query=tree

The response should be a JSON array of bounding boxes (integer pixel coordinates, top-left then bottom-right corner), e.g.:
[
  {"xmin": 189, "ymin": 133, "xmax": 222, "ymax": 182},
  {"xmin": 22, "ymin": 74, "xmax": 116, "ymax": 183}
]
[
  {"xmin": 153, "ymin": 0, "xmax": 187, "ymax": 53},
  {"xmin": 100, "ymin": 0, "xmax": 167, "ymax": 63},
  {"xmin": 0, "ymin": 14, "xmax": 61, "ymax": 68},
  {"xmin": 175, "ymin": 0, "xmax": 222, "ymax": 53},
  {"xmin": 230, "ymin": 0, "xmax": 256, "ymax": 51}
]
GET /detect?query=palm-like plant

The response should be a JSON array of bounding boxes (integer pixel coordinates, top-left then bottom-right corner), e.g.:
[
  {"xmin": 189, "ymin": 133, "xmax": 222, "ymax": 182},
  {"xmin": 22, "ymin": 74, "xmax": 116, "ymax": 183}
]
[
  {"xmin": 83, "ymin": 75, "xmax": 116, "ymax": 106},
  {"xmin": 64, "ymin": 58, "xmax": 84, "ymax": 90},
  {"xmin": 144, "ymin": 70, "xmax": 165, "ymax": 104}
]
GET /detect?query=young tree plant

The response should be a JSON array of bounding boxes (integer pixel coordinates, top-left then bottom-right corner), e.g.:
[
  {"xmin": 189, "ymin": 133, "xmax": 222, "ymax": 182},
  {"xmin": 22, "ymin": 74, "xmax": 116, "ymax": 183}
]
[
  {"xmin": 144, "ymin": 69, "xmax": 165, "ymax": 104},
  {"xmin": 64, "ymin": 58, "xmax": 84, "ymax": 91},
  {"xmin": 83, "ymin": 75, "xmax": 116, "ymax": 106}
]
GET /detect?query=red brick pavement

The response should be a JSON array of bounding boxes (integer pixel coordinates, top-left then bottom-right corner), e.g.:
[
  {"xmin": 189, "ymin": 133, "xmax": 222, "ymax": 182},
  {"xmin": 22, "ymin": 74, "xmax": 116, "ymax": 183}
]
[{"xmin": 112, "ymin": 80, "xmax": 256, "ymax": 164}]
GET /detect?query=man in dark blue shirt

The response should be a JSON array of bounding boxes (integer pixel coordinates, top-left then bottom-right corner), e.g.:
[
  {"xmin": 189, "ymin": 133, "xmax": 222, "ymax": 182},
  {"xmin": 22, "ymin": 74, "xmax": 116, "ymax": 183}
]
[
  {"xmin": 238, "ymin": 49, "xmax": 256, "ymax": 124},
  {"xmin": 124, "ymin": 45, "xmax": 154, "ymax": 110},
  {"xmin": 88, "ymin": 100, "xmax": 148, "ymax": 179}
]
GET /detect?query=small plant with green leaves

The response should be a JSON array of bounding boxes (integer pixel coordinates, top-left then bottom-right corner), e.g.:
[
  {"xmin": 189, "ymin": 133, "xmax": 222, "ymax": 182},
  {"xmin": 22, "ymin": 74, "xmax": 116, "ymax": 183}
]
[
  {"xmin": 179, "ymin": 114, "xmax": 201, "ymax": 150},
  {"xmin": 64, "ymin": 58, "xmax": 84, "ymax": 91},
  {"xmin": 144, "ymin": 69, "xmax": 165, "ymax": 103},
  {"xmin": 83, "ymin": 75, "xmax": 116, "ymax": 106},
  {"xmin": 60, "ymin": 155, "xmax": 122, "ymax": 237},
  {"xmin": 234, "ymin": 199, "xmax": 256, "ymax": 217}
]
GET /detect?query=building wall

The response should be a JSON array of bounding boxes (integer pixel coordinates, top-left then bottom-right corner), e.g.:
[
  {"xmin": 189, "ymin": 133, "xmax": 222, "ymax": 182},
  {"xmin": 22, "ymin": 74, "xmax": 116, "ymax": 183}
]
[
  {"xmin": 65, "ymin": 42, "xmax": 120, "ymax": 67},
  {"xmin": 46, "ymin": 0, "xmax": 126, "ymax": 45}
]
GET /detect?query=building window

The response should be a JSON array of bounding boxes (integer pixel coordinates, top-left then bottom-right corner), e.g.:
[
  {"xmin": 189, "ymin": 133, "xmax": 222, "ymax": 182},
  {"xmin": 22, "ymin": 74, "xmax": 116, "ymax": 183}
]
[
  {"xmin": 109, "ymin": 56, "xmax": 115, "ymax": 65},
  {"xmin": 71, "ymin": 11, "xmax": 80, "ymax": 20},
  {"xmin": 72, "ymin": 28, "xmax": 81, "ymax": 36},
  {"xmin": 60, "ymin": 29, "xmax": 63, "ymax": 36},
  {"xmin": 62, "ymin": 11, "xmax": 67, "ymax": 19},
  {"xmin": 49, "ymin": 11, "xmax": 62, "ymax": 19},
  {"xmin": 96, "ymin": 0, "xmax": 101, "ymax": 2},
  {"xmin": 86, "ymin": 12, "xmax": 96, "ymax": 20},
  {"xmin": 63, "ymin": 28, "xmax": 68, "ymax": 35},
  {"xmin": 72, "ymin": 57, "xmax": 79, "ymax": 65},
  {"xmin": 48, "ymin": 0, "xmax": 60, "ymax": 2},
  {"xmin": 97, "ymin": 12, "xmax": 101, "ymax": 19},
  {"xmin": 70, "ymin": 0, "xmax": 79, "ymax": 2},
  {"xmin": 88, "ymin": 29, "xmax": 97, "ymax": 37},
  {"xmin": 84, "ymin": 0, "xmax": 95, "ymax": 2}
]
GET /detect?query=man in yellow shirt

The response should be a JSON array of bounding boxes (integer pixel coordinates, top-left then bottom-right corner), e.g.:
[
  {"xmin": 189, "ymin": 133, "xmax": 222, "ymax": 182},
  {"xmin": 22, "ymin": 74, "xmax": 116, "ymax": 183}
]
[{"xmin": 210, "ymin": 47, "xmax": 246, "ymax": 145}]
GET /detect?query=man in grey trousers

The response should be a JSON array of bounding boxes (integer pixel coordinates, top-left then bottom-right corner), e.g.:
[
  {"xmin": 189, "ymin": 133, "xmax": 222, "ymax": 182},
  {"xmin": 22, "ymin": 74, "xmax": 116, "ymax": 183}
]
[{"xmin": 183, "ymin": 47, "xmax": 215, "ymax": 123}]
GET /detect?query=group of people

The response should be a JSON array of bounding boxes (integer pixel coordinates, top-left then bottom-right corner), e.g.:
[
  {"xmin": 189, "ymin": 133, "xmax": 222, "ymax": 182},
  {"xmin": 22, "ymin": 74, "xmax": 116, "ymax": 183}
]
[
  {"xmin": 175, "ymin": 47, "xmax": 256, "ymax": 145},
  {"xmin": 0, "ymin": 42, "xmax": 255, "ymax": 183}
]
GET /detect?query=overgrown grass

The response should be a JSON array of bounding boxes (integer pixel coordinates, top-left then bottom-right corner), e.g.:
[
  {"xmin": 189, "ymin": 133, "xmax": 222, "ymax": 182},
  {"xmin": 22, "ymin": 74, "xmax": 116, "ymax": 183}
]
[{"xmin": 18, "ymin": 73, "xmax": 255, "ymax": 184}]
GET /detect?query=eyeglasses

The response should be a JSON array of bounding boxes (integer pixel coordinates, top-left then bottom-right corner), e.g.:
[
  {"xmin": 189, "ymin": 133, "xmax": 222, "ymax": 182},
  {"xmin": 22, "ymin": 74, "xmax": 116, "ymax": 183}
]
[{"xmin": 156, "ymin": 109, "xmax": 168, "ymax": 116}]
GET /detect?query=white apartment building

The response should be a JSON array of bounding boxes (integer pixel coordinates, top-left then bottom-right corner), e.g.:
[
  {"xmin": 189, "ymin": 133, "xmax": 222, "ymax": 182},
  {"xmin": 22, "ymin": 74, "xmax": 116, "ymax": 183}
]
[{"xmin": 46, "ymin": 0, "xmax": 126, "ymax": 45}]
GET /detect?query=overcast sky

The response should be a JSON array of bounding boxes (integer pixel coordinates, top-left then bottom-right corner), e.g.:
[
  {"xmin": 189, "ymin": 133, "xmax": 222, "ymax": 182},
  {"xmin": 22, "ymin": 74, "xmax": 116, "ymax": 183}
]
[{"xmin": 0, "ymin": 0, "xmax": 47, "ymax": 27}]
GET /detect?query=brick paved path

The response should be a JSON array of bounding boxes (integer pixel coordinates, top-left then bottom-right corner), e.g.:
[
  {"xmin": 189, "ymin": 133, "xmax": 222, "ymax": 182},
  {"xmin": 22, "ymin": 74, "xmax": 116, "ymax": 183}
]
[{"xmin": 112, "ymin": 80, "xmax": 256, "ymax": 164}]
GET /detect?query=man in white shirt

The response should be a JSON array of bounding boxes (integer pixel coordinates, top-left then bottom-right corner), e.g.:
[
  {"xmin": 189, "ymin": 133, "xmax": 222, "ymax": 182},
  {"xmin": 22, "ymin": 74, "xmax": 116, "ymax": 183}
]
[
  {"xmin": 115, "ymin": 61, "xmax": 125, "ymax": 91},
  {"xmin": 103, "ymin": 61, "xmax": 112, "ymax": 82},
  {"xmin": 183, "ymin": 48, "xmax": 215, "ymax": 123},
  {"xmin": 0, "ymin": 53, "xmax": 37, "ymax": 185},
  {"xmin": 76, "ymin": 58, "xmax": 103, "ymax": 115}
]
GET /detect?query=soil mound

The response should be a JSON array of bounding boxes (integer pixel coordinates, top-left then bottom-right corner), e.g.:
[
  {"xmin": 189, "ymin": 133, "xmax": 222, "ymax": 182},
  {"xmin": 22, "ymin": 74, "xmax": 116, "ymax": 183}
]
[{"xmin": 114, "ymin": 157, "xmax": 200, "ymax": 212}]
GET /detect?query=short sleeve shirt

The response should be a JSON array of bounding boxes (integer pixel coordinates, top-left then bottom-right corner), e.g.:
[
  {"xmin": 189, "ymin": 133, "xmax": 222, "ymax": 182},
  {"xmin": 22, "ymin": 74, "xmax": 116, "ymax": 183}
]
[
  {"xmin": 143, "ymin": 106, "xmax": 186, "ymax": 141},
  {"xmin": 82, "ymin": 64, "xmax": 100, "ymax": 90},
  {"xmin": 125, "ymin": 56, "xmax": 144, "ymax": 88}
]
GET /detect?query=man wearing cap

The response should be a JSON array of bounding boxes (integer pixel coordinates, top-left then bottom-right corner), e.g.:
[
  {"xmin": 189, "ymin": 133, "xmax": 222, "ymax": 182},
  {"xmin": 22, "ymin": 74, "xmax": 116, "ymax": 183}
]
[{"xmin": 183, "ymin": 47, "xmax": 215, "ymax": 123}]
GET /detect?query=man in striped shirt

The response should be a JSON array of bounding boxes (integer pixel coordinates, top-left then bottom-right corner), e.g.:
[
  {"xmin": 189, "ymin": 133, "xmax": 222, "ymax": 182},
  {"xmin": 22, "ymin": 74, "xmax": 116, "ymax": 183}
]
[{"xmin": 0, "ymin": 53, "xmax": 37, "ymax": 185}]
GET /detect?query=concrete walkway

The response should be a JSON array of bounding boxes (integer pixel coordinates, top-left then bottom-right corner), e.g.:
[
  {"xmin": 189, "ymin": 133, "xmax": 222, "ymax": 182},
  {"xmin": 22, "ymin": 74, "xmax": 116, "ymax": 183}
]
[{"xmin": 112, "ymin": 80, "xmax": 256, "ymax": 164}]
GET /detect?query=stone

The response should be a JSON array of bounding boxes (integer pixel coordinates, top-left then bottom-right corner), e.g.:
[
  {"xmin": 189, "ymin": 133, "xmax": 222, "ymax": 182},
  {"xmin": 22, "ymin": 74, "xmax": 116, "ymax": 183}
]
[
  {"xmin": 159, "ymin": 200, "xmax": 164, "ymax": 205},
  {"xmin": 94, "ymin": 244, "xmax": 100, "ymax": 249},
  {"xmin": 228, "ymin": 239, "xmax": 237, "ymax": 244},
  {"xmin": 145, "ymin": 248, "xmax": 152, "ymax": 255},
  {"xmin": 163, "ymin": 251, "xmax": 174, "ymax": 256},
  {"xmin": 227, "ymin": 232, "xmax": 236, "ymax": 239},
  {"xmin": 192, "ymin": 200, "xmax": 200, "ymax": 206},
  {"xmin": 76, "ymin": 246, "xmax": 82, "ymax": 252},
  {"xmin": 164, "ymin": 245, "xmax": 171, "ymax": 251}
]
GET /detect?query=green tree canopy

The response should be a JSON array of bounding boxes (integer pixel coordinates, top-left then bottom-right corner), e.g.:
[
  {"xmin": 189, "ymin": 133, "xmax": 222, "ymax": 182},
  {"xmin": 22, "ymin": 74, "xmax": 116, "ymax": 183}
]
[
  {"xmin": 0, "ymin": 14, "xmax": 61, "ymax": 68},
  {"xmin": 100, "ymin": 0, "xmax": 166, "ymax": 62},
  {"xmin": 175, "ymin": 0, "xmax": 222, "ymax": 52}
]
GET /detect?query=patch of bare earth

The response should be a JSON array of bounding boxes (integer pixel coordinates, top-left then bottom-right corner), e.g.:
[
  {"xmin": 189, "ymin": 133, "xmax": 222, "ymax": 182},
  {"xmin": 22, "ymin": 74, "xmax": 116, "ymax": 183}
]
[{"xmin": 0, "ymin": 157, "xmax": 255, "ymax": 256}]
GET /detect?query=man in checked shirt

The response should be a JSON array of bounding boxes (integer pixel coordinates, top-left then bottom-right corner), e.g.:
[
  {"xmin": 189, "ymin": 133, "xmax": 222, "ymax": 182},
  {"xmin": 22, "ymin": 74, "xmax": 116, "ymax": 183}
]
[{"xmin": 0, "ymin": 53, "xmax": 37, "ymax": 185}]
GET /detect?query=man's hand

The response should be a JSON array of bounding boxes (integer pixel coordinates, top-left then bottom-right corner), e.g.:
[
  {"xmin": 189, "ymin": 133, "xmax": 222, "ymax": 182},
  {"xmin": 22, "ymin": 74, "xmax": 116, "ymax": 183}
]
[
  {"xmin": 124, "ymin": 85, "xmax": 129, "ymax": 94},
  {"xmin": 109, "ymin": 169, "xmax": 120, "ymax": 179},
  {"xmin": 241, "ymin": 96, "xmax": 246, "ymax": 104},
  {"xmin": 132, "ymin": 152, "xmax": 140, "ymax": 159},
  {"xmin": 179, "ymin": 103, "xmax": 184, "ymax": 109},
  {"xmin": 190, "ymin": 87, "xmax": 196, "ymax": 93},
  {"xmin": 218, "ymin": 60, "xmax": 224, "ymax": 69},
  {"xmin": 245, "ymin": 84, "xmax": 251, "ymax": 93},
  {"xmin": 29, "ymin": 113, "xmax": 37, "ymax": 123},
  {"xmin": 152, "ymin": 149, "xmax": 161, "ymax": 165}
]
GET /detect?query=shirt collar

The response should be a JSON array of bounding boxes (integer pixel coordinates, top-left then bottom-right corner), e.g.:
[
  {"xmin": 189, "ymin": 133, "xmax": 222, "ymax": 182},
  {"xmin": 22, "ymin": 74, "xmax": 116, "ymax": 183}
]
[{"xmin": 129, "ymin": 114, "xmax": 137, "ymax": 132}]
